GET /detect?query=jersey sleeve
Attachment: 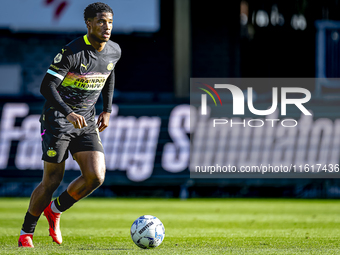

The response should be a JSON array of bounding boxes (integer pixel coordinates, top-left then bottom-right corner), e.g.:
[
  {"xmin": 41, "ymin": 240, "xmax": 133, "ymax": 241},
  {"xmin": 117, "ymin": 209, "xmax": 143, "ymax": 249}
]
[
  {"xmin": 47, "ymin": 47, "xmax": 73, "ymax": 79},
  {"xmin": 40, "ymin": 47, "xmax": 75, "ymax": 116},
  {"xmin": 101, "ymin": 42, "xmax": 121, "ymax": 113},
  {"xmin": 101, "ymin": 70, "xmax": 115, "ymax": 113}
]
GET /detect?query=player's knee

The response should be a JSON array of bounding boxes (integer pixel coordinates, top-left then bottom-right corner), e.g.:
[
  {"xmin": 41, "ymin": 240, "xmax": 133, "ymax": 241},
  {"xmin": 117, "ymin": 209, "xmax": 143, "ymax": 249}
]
[
  {"xmin": 88, "ymin": 173, "xmax": 105, "ymax": 190},
  {"xmin": 42, "ymin": 179, "xmax": 61, "ymax": 193}
]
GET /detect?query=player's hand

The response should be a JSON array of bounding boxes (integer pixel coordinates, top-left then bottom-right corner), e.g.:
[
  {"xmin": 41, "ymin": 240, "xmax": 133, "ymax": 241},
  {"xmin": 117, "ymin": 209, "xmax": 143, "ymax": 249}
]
[
  {"xmin": 97, "ymin": 111, "xmax": 111, "ymax": 132},
  {"xmin": 66, "ymin": 112, "xmax": 88, "ymax": 129}
]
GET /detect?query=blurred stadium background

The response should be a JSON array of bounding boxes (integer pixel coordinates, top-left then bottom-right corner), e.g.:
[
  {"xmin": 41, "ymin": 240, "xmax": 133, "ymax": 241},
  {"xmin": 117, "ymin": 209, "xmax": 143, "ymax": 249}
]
[{"xmin": 1, "ymin": 0, "xmax": 340, "ymax": 199}]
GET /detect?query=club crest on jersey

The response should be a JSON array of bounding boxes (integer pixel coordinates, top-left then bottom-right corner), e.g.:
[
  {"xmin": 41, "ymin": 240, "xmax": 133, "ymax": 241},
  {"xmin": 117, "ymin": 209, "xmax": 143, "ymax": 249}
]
[
  {"xmin": 47, "ymin": 149, "xmax": 57, "ymax": 157},
  {"xmin": 107, "ymin": 62, "xmax": 114, "ymax": 71},
  {"xmin": 54, "ymin": 53, "xmax": 62, "ymax": 64}
]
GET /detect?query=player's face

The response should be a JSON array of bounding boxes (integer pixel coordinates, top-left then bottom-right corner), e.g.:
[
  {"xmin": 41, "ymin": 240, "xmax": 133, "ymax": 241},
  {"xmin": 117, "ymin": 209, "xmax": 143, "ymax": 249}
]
[{"xmin": 87, "ymin": 12, "xmax": 113, "ymax": 43}]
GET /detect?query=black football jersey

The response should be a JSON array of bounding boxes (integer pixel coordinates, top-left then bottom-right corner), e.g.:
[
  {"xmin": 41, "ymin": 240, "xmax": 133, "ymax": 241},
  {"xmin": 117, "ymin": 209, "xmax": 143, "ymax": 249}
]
[{"xmin": 44, "ymin": 35, "xmax": 121, "ymax": 117}]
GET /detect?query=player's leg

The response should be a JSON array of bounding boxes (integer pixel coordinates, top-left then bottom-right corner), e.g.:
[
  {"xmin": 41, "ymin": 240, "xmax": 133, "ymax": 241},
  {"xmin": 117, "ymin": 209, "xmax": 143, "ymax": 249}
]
[
  {"xmin": 52, "ymin": 130, "xmax": 106, "ymax": 206},
  {"xmin": 50, "ymin": 150, "xmax": 105, "ymax": 209},
  {"xmin": 67, "ymin": 150, "xmax": 106, "ymax": 199},
  {"xmin": 46, "ymin": 151, "xmax": 105, "ymax": 215},
  {"xmin": 44, "ymin": 132, "xmax": 105, "ymax": 244},
  {"xmin": 20, "ymin": 123, "xmax": 70, "ymax": 247},
  {"xmin": 19, "ymin": 161, "xmax": 65, "ymax": 247},
  {"xmin": 43, "ymin": 151, "xmax": 105, "ymax": 245},
  {"xmin": 29, "ymin": 161, "xmax": 65, "ymax": 216}
]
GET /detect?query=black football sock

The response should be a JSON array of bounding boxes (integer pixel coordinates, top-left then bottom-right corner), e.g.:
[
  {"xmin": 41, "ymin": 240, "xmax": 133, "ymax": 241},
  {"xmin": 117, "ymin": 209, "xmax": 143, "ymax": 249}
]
[
  {"xmin": 53, "ymin": 190, "xmax": 78, "ymax": 213},
  {"xmin": 21, "ymin": 211, "xmax": 40, "ymax": 234}
]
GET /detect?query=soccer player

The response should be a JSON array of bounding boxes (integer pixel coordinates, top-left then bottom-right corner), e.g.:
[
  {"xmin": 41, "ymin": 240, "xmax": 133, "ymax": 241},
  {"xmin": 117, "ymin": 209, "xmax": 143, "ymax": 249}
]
[{"xmin": 18, "ymin": 2, "xmax": 121, "ymax": 247}]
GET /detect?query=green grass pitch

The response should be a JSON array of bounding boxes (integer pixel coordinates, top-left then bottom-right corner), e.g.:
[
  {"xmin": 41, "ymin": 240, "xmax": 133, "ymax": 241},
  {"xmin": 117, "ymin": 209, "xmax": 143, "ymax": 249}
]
[{"xmin": 0, "ymin": 198, "xmax": 340, "ymax": 254}]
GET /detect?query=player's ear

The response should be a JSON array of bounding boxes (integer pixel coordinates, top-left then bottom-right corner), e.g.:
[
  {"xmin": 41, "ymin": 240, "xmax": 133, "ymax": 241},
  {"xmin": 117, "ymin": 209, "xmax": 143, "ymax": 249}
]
[{"xmin": 85, "ymin": 19, "xmax": 91, "ymax": 29}]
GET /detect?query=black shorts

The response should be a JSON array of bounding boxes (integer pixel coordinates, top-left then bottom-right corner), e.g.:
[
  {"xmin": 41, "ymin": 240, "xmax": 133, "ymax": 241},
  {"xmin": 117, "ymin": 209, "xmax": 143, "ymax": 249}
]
[
  {"xmin": 41, "ymin": 126, "xmax": 104, "ymax": 163},
  {"xmin": 40, "ymin": 108, "xmax": 104, "ymax": 163}
]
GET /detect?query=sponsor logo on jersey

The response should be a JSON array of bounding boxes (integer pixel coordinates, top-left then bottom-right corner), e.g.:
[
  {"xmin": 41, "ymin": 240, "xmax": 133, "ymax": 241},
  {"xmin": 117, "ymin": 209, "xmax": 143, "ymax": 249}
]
[
  {"xmin": 54, "ymin": 53, "xmax": 62, "ymax": 64},
  {"xmin": 62, "ymin": 72, "xmax": 109, "ymax": 90},
  {"xmin": 107, "ymin": 62, "xmax": 114, "ymax": 71},
  {"xmin": 73, "ymin": 77, "xmax": 107, "ymax": 89},
  {"xmin": 49, "ymin": 64, "xmax": 60, "ymax": 71},
  {"xmin": 81, "ymin": 63, "xmax": 89, "ymax": 71}
]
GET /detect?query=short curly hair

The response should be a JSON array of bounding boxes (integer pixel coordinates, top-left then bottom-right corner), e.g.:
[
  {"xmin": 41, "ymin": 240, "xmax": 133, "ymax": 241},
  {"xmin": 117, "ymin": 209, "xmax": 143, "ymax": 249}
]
[{"xmin": 84, "ymin": 2, "xmax": 113, "ymax": 22}]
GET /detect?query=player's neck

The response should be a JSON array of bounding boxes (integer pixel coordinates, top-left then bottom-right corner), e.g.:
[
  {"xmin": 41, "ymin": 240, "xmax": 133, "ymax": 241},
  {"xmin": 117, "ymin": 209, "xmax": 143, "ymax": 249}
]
[{"xmin": 87, "ymin": 34, "xmax": 106, "ymax": 52}]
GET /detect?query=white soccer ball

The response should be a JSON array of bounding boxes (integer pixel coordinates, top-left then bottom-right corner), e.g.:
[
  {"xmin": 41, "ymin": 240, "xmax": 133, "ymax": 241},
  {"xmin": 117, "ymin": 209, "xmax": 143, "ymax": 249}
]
[{"xmin": 130, "ymin": 215, "xmax": 165, "ymax": 249}]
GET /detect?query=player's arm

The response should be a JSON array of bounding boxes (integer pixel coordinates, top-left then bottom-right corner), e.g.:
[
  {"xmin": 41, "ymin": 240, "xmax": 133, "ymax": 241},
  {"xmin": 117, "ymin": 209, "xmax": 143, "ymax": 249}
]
[
  {"xmin": 97, "ymin": 71, "xmax": 115, "ymax": 132},
  {"xmin": 40, "ymin": 49, "xmax": 87, "ymax": 129}
]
